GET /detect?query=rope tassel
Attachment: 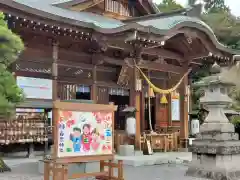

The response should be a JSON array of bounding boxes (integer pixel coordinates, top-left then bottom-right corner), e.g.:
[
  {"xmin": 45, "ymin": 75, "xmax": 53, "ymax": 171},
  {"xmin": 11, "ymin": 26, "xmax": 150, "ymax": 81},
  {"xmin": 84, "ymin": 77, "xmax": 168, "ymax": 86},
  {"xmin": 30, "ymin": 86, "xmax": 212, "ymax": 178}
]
[{"xmin": 160, "ymin": 94, "xmax": 168, "ymax": 104}]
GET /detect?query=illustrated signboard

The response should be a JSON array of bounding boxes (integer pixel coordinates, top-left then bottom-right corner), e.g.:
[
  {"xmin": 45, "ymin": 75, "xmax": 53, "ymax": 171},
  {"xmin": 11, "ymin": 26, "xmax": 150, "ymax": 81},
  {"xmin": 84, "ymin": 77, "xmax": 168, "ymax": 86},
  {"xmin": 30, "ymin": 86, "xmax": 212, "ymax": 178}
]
[
  {"xmin": 57, "ymin": 111, "xmax": 113, "ymax": 157},
  {"xmin": 171, "ymin": 92, "xmax": 180, "ymax": 121}
]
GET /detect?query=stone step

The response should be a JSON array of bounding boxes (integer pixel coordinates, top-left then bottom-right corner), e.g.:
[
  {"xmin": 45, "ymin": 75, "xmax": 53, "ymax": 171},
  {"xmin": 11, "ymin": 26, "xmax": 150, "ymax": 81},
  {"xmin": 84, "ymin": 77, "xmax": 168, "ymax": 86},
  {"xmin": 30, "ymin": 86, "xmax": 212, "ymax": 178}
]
[
  {"xmin": 134, "ymin": 151, "xmax": 143, "ymax": 156},
  {"xmin": 119, "ymin": 145, "xmax": 135, "ymax": 156}
]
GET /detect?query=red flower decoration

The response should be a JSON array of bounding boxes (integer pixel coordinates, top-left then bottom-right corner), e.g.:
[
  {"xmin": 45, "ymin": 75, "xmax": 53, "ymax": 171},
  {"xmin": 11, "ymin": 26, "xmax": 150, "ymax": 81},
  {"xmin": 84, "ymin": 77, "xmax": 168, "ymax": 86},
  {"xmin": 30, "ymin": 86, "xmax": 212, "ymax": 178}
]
[
  {"xmin": 94, "ymin": 113, "xmax": 102, "ymax": 123},
  {"xmin": 61, "ymin": 111, "xmax": 72, "ymax": 120},
  {"xmin": 107, "ymin": 145, "xmax": 112, "ymax": 151},
  {"xmin": 100, "ymin": 135, "xmax": 105, "ymax": 140},
  {"xmin": 102, "ymin": 145, "xmax": 106, "ymax": 151},
  {"xmin": 66, "ymin": 119, "xmax": 75, "ymax": 128}
]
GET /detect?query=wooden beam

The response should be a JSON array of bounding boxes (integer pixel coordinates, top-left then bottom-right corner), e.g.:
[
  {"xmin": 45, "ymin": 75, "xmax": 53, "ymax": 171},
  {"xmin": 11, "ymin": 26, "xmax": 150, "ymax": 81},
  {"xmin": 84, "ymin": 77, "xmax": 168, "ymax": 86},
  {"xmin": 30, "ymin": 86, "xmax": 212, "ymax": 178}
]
[
  {"xmin": 57, "ymin": 59, "xmax": 116, "ymax": 73},
  {"xmin": 15, "ymin": 71, "xmax": 51, "ymax": 79},
  {"xmin": 107, "ymin": 42, "xmax": 184, "ymax": 61},
  {"xmin": 19, "ymin": 46, "xmax": 184, "ymax": 74},
  {"xmin": 104, "ymin": 57, "xmax": 184, "ymax": 74},
  {"xmin": 58, "ymin": 76, "xmax": 93, "ymax": 86},
  {"xmin": 142, "ymin": 47, "xmax": 184, "ymax": 61},
  {"xmin": 70, "ymin": 0, "xmax": 104, "ymax": 11},
  {"xmin": 120, "ymin": 58, "xmax": 184, "ymax": 74},
  {"xmin": 180, "ymin": 28, "xmax": 224, "ymax": 57}
]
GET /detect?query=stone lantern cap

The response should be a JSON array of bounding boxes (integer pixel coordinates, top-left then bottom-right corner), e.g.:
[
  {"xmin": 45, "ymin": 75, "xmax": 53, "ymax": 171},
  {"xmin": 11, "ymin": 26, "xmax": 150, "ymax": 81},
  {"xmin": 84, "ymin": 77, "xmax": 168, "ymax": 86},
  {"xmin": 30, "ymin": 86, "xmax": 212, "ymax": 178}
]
[{"xmin": 193, "ymin": 62, "xmax": 235, "ymax": 88}]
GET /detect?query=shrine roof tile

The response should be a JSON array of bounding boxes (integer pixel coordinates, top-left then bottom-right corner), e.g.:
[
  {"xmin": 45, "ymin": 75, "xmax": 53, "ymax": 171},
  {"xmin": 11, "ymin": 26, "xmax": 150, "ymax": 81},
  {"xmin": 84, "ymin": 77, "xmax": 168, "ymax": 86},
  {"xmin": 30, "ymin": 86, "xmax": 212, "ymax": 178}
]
[
  {"xmin": 12, "ymin": 0, "xmax": 125, "ymax": 29},
  {"xmin": 2, "ymin": 0, "xmax": 239, "ymax": 55},
  {"xmin": 137, "ymin": 15, "xmax": 212, "ymax": 32},
  {"xmin": 6, "ymin": 0, "xmax": 209, "ymax": 31}
]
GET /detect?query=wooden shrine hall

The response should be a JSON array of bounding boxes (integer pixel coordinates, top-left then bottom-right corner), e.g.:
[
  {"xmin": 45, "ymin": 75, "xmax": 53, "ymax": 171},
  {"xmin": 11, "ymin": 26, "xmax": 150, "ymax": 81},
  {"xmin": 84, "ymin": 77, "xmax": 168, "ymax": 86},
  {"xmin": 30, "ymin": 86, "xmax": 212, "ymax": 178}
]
[{"xmin": 1, "ymin": 0, "xmax": 238, "ymax": 153}]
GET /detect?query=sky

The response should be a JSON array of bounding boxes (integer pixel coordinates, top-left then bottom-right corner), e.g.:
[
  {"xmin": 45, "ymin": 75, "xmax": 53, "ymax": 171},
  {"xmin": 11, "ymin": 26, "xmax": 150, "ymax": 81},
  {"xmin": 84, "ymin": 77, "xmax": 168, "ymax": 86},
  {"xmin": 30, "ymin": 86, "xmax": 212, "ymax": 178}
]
[{"xmin": 152, "ymin": 0, "xmax": 240, "ymax": 16}]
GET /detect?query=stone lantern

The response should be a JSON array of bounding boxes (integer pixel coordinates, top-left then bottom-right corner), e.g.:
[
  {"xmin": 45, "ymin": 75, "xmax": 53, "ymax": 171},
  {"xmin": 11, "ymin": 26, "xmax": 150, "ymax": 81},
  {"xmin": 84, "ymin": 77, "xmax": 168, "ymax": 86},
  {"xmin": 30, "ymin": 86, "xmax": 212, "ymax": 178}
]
[{"xmin": 186, "ymin": 62, "xmax": 240, "ymax": 180}]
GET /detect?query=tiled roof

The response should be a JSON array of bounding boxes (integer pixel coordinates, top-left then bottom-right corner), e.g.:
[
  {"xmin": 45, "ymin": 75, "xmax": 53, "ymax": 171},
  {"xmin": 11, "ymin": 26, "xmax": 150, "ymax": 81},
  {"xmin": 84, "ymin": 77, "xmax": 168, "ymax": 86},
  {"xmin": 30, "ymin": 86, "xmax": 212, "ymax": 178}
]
[
  {"xmin": 137, "ymin": 15, "xmax": 212, "ymax": 32},
  {"xmin": 2, "ymin": 0, "xmax": 238, "ymax": 54},
  {"xmin": 11, "ymin": 0, "xmax": 210, "ymax": 31},
  {"xmin": 14, "ymin": 0, "xmax": 124, "ymax": 28}
]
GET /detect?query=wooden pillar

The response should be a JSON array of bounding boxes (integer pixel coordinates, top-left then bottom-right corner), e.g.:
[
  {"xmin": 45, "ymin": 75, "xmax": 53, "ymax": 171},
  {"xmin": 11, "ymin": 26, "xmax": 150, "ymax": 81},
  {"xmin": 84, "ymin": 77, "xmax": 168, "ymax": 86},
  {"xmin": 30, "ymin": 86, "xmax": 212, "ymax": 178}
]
[
  {"xmin": 179, "ymin": 75, "xmax": 189, "ymax": 149},
  {"xmin": 52, "ymin": 41, "xmax": 59, "ymax": 155},
  {"xmin": 52, "ymin": 42, "xmax": 58, "ymax": 101},
  {"xmin": 140, "ymin": 91, "xmax": 145, "ymax": 132},
  {"xmin": 167, "ymin": 73, "xmax": 172, "ymax": 127},
  {"xmin": 129, "ymin": 67, "xmax": 140, "ymax": 150},
  {"xmin": 91, "ymin": 65, "xmax": 97, "ymax": 102}
]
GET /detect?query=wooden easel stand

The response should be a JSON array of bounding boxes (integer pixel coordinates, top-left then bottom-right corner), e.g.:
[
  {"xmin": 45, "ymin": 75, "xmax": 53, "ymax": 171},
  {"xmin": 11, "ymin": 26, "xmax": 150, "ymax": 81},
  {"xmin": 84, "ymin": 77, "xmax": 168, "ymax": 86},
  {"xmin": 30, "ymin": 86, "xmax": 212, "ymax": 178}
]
[{"xmin": 44, "ymin": 159, "xmax": 124, "ymax": 180}]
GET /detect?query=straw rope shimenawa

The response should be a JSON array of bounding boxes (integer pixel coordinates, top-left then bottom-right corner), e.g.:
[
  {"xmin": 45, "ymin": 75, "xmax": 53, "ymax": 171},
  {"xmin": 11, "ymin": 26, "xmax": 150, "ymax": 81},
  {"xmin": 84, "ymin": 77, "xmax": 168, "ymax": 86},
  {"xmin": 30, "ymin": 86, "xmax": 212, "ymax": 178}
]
[
  {"xmin": 136, "ymin": 66, "xmax": 191, "ymax": 94},
  {"xmin": 125, "ymin": 58, "xmax": 192, "ymax": 94}
]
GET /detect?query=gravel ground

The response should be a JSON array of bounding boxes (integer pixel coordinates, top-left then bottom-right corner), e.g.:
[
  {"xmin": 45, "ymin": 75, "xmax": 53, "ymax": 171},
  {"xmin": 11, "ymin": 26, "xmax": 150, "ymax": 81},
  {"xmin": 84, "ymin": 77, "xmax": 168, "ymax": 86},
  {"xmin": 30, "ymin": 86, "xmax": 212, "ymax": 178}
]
[{"xmin": 0, "ymin": 161, "xmax": 206, "ymax": 180}]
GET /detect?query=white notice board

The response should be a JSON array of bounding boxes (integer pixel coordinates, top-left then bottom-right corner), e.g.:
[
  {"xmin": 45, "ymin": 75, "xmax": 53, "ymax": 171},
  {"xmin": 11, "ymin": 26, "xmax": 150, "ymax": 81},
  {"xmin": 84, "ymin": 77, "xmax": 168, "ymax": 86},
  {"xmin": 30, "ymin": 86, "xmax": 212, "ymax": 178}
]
[
  {"xmin": 17, "ymin": 76, "xmax": 52, "ymax": 99},
  {"xmin": 171, "ymin": 92, "xmax": 180, "ymax": 121}
]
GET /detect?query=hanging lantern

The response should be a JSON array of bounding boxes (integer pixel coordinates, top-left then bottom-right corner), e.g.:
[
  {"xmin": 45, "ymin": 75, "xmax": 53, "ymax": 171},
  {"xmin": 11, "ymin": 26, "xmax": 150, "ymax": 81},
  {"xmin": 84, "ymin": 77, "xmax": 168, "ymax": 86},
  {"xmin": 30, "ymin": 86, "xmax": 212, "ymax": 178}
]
[
  {"xmin": 160, "ymin": 94, "xmax": 168, "ymax": 104},
  {"xmin": 145, "ymin": 91, "xmax": 148, "ymax": 98},
  {"xmin": 148, "ymin": 87, "xmax": 155, "ymax": 98},
  {"xmin": 135, "ymin": 79, "xmax": 142, "ymax": 91}
]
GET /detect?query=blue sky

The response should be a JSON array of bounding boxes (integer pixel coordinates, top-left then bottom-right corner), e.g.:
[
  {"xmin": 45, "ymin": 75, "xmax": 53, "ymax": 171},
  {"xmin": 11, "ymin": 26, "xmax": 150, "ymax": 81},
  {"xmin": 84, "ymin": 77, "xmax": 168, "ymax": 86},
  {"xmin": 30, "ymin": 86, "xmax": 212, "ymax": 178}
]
[{"xmin": 152, "ymin": 0, "xmax": 240, "ymax": 16}]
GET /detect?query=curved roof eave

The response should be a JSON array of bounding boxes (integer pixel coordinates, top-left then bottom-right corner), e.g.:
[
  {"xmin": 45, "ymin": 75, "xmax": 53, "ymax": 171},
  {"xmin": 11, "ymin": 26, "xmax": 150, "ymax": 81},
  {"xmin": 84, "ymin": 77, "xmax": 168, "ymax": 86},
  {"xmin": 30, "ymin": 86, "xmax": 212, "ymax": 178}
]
[
  {"xmin": 2, "ymin": 0, "xmax": 239, "ymax": 56},
  {"xmin": 172, "ymin": 21, "xmax": 240, "ymax": 56}
]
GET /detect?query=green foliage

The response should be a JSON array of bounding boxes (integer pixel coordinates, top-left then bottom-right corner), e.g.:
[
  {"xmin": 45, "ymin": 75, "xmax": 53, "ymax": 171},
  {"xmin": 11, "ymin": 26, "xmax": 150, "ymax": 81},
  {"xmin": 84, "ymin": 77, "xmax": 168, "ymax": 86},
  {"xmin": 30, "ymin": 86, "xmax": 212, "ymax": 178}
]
[
  {"xmin": 0, "ymin": 12, "xmax": 25, "ymax": 117},
  {"xmin": 157, "ymin": 0, "xmax": 183, "ymax": 13},
  {"xmin": 201, "ymin": 12, "xmax": 240, "ymax": 50},
  {"xmin": 229, "ymin": 88, "xmax": 240, "ymax": 111},
  {"xmin": 231, "ymin": 115, "xmax": 240, "ymax": 127},
  {"xmin": 203, "ymin": 0, "xmax": 229, "ymax": 13},
  {"xmin": 187, "ymin": 0, "xmax": 197, "ymax": 6}
]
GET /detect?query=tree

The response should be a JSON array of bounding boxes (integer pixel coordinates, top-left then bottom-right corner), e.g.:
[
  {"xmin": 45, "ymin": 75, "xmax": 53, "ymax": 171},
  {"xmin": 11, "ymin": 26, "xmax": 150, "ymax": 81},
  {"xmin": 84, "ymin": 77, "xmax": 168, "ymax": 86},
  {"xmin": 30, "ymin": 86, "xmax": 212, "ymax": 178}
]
[
  {"xmin": 188, "ymin": 0, "xmax": 197, "ymax": 6},
  {"xmin": 203, "ymin": 0, "xmax": 230, "ymax": 13},
  {"xmin": 157, "ymin": 0, "xmax": 183, "ymax": 13},
  {"xmin": 202, "ymin": 12, "xmax": 240, "ymax": 50},
  {"xmin": 0, "ymin": 12, "xmax": 25, "ymax": 172}
]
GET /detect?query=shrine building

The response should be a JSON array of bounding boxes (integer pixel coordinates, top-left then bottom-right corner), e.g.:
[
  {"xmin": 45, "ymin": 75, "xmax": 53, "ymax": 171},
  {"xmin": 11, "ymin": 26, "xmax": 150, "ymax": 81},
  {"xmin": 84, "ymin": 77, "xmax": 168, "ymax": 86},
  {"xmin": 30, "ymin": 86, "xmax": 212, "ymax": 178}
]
[{"xmin": 0, "ymin": 0, "xmax": 238, "ymax": 153}]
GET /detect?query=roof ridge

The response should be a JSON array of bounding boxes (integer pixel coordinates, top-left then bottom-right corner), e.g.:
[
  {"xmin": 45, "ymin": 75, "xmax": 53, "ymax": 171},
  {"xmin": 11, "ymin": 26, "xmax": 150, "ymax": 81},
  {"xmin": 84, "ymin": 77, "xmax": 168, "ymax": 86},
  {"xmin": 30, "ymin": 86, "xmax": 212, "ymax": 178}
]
[
  {"xmin": 122, "ymin": 4, "xmax": 202, "ymax": 23},
  {"xmin": 122, "ymin": 8, "xmax": 189, "ymax": 23}
]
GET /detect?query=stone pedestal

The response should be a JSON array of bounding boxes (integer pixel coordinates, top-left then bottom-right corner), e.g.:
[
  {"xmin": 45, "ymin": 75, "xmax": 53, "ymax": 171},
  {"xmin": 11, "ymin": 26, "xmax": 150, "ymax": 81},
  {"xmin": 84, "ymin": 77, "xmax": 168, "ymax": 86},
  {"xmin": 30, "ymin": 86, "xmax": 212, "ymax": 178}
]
[
  {"xmin": 186, "ymin": 128, "xmax": 240, "ymax": 180},
  {"xmin": 119, "ymin": 145, "xmax": 135, "ymax": 156}
]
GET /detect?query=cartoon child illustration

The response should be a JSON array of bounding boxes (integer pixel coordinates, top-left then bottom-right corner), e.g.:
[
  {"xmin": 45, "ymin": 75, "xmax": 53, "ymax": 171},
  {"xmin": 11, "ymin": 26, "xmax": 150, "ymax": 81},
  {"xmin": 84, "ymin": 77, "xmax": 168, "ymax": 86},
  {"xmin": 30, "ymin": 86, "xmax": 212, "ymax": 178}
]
[
  {"xmin": 82, "ymin": 124, "xmax": 92, "ymax": 152},
  {"xmin": 91, "ymin": 128, "xmax": 100, "ymax": 151},
  {"xmin": 69, "ymin": 127, "xmax": 82, "ymax": 152}
]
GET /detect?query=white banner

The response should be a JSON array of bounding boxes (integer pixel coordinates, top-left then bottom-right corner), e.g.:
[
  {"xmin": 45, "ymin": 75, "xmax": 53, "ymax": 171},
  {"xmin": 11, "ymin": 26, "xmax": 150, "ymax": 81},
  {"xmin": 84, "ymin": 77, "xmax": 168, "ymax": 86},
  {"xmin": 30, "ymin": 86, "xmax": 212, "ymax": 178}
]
[
  {"xmin": 171, "ymin": 92, "xmax": 180, "ymax": 121},
  {"xmin": 17, "ymin": 76, "xmax": 52, "ymax": 99}
]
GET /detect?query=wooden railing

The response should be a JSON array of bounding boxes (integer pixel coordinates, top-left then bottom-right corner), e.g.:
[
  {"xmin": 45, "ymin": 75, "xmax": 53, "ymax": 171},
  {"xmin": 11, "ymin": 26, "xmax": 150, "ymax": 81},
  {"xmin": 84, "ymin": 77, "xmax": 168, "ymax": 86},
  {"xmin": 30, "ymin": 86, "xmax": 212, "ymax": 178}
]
[
  {"xmin": 57, "ymin": 82, "xmax": 91, "ymax": 100},
  {"xmin": 105, "ymin": 0, "xmax": 131, "ymax": 17},
  {"xmin": 58, "ymin": 82, "xmax": 77, "ymax": 100}
]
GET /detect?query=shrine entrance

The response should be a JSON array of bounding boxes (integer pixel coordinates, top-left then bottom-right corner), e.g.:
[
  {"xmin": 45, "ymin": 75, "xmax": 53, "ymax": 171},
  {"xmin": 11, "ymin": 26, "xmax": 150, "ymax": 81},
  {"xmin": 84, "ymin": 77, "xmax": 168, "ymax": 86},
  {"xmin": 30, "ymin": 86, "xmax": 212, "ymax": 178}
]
[
  {"xmin": 75, "ymin": 85, "xmax": 91, "ymax": 100},
  {"xmin": 109, "ymin": 88, "xmax": 130, "ymax": 130}
]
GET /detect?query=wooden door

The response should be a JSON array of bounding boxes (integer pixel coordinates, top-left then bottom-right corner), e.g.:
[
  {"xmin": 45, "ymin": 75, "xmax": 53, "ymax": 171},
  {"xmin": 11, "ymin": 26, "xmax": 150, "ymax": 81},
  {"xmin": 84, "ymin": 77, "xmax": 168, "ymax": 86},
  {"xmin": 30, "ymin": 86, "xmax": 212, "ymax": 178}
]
[{"xmin": 97, "ymin": 87, "xmax": 109, "ymax": 104}]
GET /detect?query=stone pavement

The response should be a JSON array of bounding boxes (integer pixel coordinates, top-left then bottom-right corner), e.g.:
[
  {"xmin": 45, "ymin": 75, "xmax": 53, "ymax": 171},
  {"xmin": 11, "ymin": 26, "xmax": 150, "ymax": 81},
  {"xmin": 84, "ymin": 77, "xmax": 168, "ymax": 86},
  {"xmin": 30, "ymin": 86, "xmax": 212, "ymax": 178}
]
[
  {"xmin": 0, "ymin": 153, "xmax": 209, "ymax": 180},
  {"xmin": 115, "ymin": 152, "xmax": 192, "ymax": 166}
]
